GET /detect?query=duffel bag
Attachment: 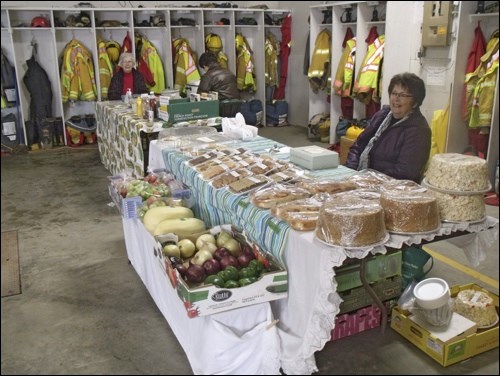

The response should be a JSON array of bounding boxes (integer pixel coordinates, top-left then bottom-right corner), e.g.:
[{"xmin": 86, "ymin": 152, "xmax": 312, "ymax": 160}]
[
  {"xmin": 266, "ymin": 100, "xmax": 288, "ymax": 127},
  {"xmin": 240, "ymin": 99, "xmax": 263, "ymax": 126}
]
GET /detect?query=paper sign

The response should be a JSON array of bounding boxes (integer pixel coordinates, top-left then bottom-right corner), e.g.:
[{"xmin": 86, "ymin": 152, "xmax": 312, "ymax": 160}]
[{"xmin": 426, "ymin": 66, "xmax": 446, "ymax": 86}]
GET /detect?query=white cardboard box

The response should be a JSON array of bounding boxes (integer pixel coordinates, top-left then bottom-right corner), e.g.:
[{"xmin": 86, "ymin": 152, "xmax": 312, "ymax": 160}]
[
  {"xmin": 155, "ymin": 225, "xmax": 288, "ymax": 318},
  {"xmin": 290, "ymin": 145, "xmax": 339, "ymax": 170}
]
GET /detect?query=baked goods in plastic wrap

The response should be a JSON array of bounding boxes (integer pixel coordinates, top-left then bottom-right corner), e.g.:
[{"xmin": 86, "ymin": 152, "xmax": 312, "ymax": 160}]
[
  {"xmin": 248, "ymin": 157, "xmax": 288, "ymax": 175},
  {"xmin": 267, "ymin": 167, "xmax": 309, "ymax": 184},
  {"xmin": 249, "ymin": 183, "xmax": 312, "ymax": 209},
  {"xmin": 425, "ymin": 153, "xmax": 490, "ymax": 192},
  {"xmin": 454, "ymin": 289, "xmax": 498, "ymax": 327},
  {"xmin": 428, "ymin": 189, "xmax": 485, "ymax": 222},
  {"xmin": 158, "ymin": 125, "xmax": 217, "ymax": 139},
  {"xmin": 211, "ymin": 168, "xmax": 253, "ymax": 189},
  {"xmin": 346, "ymin": 169, "xmax": 395, "ymax": 190},
  {"xmin": 187, "ymin": 151, "xmax": 225, "ymax": 166},
  {"xmin": 201, "ymin": 162, "xmax": 242, "ymax": 180},
  {"xmin": 227, "ymin": 175, "xmax": 270, "ymax": 195},
  {"xmin": 315, "ymin": 194, "xmax": 387, "ymax": 248},
  {"xmin": 296, "ymin": 178, "xmax": 357, "ymax": 194},
  {"xmin": 271, "ymin": 197, "xmax": 324, "ymax": 231},
  {"xmin": 380, "ymin": 180, "xmax": 440, "ymax": 233}
]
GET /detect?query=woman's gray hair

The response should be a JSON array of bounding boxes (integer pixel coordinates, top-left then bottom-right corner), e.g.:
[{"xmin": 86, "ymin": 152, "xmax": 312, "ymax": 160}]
[{"xmin": 118, "ymin": 52, "xmax": 135, "ymax": 67}]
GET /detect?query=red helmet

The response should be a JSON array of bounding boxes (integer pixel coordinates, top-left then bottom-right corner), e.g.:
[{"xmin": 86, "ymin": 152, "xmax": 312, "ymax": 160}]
[{"xmin": 31, "ymin": 16, "xmax": 50, "ymax": 28}]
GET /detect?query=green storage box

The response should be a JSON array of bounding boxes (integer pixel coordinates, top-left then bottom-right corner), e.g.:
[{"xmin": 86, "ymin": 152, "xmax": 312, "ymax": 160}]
[
  {"xmin": 164, "ymin": 99, "xmax": 220, "ymax": 125},
  {"xmin": 339, "ymin": 275, "xmax": 402, "ymax": 314},
  {"xmin": 334, "ymin": 250, "xmax": 402, "ymax": 293}
]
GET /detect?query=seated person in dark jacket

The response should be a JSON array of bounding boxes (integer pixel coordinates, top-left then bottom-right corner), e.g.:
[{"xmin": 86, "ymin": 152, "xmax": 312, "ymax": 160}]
[
  {"xmin": 197, "ymin": 52, "xmax": 240, "ymax": 100},
  {"xmin": 108, "ymin": 52, "xmax": 148, "ymax": 100},
  {"xmin": 345, "ymin": 72, "xmax": 431, "ymax": 183}
]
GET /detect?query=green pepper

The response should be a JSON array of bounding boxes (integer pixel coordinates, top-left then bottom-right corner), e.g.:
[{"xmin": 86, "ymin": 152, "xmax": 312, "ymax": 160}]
[
  {"xmin": 204, "ymin": 275, "xmax": 225, "ymax": 287},
  {"xmin": 224, "ymin": 280, "xmax": 240, "ymax": 289},
  {"xmin": 239, "ymin": 267, "xmax": 257, "ymax": 279},
  {"xmin": 223, "ymin": 266, "xmax": 240, "ymax": 281},
  {"xmin": 217, "ymin": 270, "xmax": 229, "ymax": 281},
  {"xmin": 248, "ymin": 259, "xmax": 264, "ymax": 274},
  {"xmin": 238, "ymin": 277, "xmax": 257, "ymax": 287}
]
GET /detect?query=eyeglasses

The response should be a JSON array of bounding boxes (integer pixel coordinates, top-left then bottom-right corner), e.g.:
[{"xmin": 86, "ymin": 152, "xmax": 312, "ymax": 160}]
[{"xmin": 390, "ymin": 92, "xmax": 413, "ymax": 99}]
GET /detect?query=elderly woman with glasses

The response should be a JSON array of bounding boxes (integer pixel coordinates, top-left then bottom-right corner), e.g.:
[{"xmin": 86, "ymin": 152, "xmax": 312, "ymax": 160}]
[
  {"xmin": 108, "ymin": 52, "xmax": 148, "ymax": 100},
  {"xmin": 345, "ymin": 72, "xmax": 431, "ymax": 183}
]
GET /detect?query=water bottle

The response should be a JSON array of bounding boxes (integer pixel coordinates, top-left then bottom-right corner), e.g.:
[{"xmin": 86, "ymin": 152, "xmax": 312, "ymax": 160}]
[
  {"xmin": 149, "ymin": 91, "xmax": 157, "ymax": 118},
  {"xmin": 124, "ymin": 88, "xmax": 132, "ymax": 105}
]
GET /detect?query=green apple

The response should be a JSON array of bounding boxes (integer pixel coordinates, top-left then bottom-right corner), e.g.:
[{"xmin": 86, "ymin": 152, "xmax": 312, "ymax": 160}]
[
  {"xmin": 195, "ymin": 233, "xmax": 216, "ymax": 250},
  {"xmin": 163, "ymin": 244, "xmax": 181, "ymax": 258},
  {"xmin": 178, "ymin": 238, "xmax": 196, "ymax": 259},
  {"xmin": 190, "ymin": 249, "xmax": 213, "ymax": 266}
]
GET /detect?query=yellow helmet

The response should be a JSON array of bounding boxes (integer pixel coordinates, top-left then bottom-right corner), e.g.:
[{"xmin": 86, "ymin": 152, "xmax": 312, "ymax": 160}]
[
  {"xmin": 105, "ymin": 41, "xmax": 121, "ymax": 64},
  {"xmin": 205, "ymin": 33, "xmax": 222, "ymax": 53}
]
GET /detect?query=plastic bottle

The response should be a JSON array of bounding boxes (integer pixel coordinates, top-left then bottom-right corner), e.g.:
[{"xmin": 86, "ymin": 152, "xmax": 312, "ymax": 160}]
[
  {"xmin": 141, "ymin": 94, "xmax": 150, "ymax": 119},
  {"xmin": 124, "ymin": 88, "xmax": 132, "ymax": 104},
  {"xmin": 136, "ymin": 96, "xmax": 143, "ymax": 117},
  {"xmin": 149, "ymin": 91, "xmax": 157, "ymax": 118}
]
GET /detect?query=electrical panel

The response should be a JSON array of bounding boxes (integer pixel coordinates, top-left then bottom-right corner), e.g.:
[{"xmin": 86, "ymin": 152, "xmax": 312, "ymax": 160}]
[{"xmin": 422, "ymin": 1, "xmax": 453, "ymax": 47}]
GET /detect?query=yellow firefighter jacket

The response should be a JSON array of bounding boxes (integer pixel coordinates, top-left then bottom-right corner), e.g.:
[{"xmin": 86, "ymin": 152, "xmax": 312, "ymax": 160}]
[
  {"xmin": 236, "ymin": 34, "xmax": 256, "ymax": 92},
  {"xmin": 97, "ymin": 39, "xmax": 113, "ymax": 99},
  {"xmin": 61, "ymin": 39, "xmax": 97, "ymax": 102},
  {"xmin": 333, "ymin": 37, "xmax": 356, "ymax": 97},
  {"xmin": 265, "ymin": 32, "xmax": 279, "ymax": 87},
  {"xmin": 465, "ymin": 30, "xmax": 499, "ymax": 128},
  {"xmin": 353, "ymin": 35, "xmax": 385, "ymax": 104},
  {"xmin": 137, "ymin": 36, "xmax": 166, "ymax": 94},
  {"xmin": 173, "ymin": 38, "xmax": 201, "ymax": 95},
  {"xmin": 308, "ymin": 29, "xmax": 331, "ymax": 94}
]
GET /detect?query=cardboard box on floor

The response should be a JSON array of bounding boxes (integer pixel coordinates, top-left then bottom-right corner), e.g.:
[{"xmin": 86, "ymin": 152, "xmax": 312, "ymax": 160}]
[
  {"xmin": 339, "ymin": 136, "xmax": 355, "ymax": 164},
  {"xmin": 391, "ymin": 283, "xmax": 499, "ymax": 366}
]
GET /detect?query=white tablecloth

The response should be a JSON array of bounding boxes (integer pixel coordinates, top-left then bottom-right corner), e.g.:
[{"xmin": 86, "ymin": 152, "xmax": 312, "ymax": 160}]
[
  {"xmin": 148, "ymin": 137, "xmax": 499, "ymax": 375},
  {"xmin": 122, "ymin": 218, "xmax": 281, "ymax": 375}
]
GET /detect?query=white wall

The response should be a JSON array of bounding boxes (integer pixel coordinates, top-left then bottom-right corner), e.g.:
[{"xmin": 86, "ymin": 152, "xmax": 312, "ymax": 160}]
[
  {"xmin": 278, "ymin": 1, "xmax": 322, "ymax": 127},
  {"xmin": 1, "ymin": 1, "xmax": 467, "ymax": 128}
]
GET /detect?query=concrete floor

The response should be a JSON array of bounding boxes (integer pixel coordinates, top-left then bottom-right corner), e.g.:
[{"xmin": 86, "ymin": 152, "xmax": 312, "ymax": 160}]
[{"xmin": 1, "ymin": 125, "xmax": 498, "ymax": 375}]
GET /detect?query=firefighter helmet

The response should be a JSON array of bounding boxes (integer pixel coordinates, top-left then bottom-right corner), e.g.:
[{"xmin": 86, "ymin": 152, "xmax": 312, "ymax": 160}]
[
  {"xmin": 205, "ymin": 33, "xmax": 222, "ymax": 53},
  {"xmin": 31, "ymin": 16, "xmax": 50, "ymax": 28},
  {"xmin": 105, "ymin": 41, "xmax": 121, "ymax": 64}
]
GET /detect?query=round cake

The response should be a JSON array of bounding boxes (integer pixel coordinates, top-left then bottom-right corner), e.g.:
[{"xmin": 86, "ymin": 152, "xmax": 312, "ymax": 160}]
[
  {"xmin": 425, "ymin": 153, "xmax": 489, "ymax": 192},
  {"xmin": 454, "ymin": 289, "xmax": 498, "ymax": 327},
  {"xmin": 315, "ymin": 195, "xmax": 386, "ymax": 247},
  {"xmin": 380, "ymin": 180, "xmax": 440, "ymax": 233},
  {"xmin": 428, "ymin": 190, "xmax": 485, "ymax": 222}
]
